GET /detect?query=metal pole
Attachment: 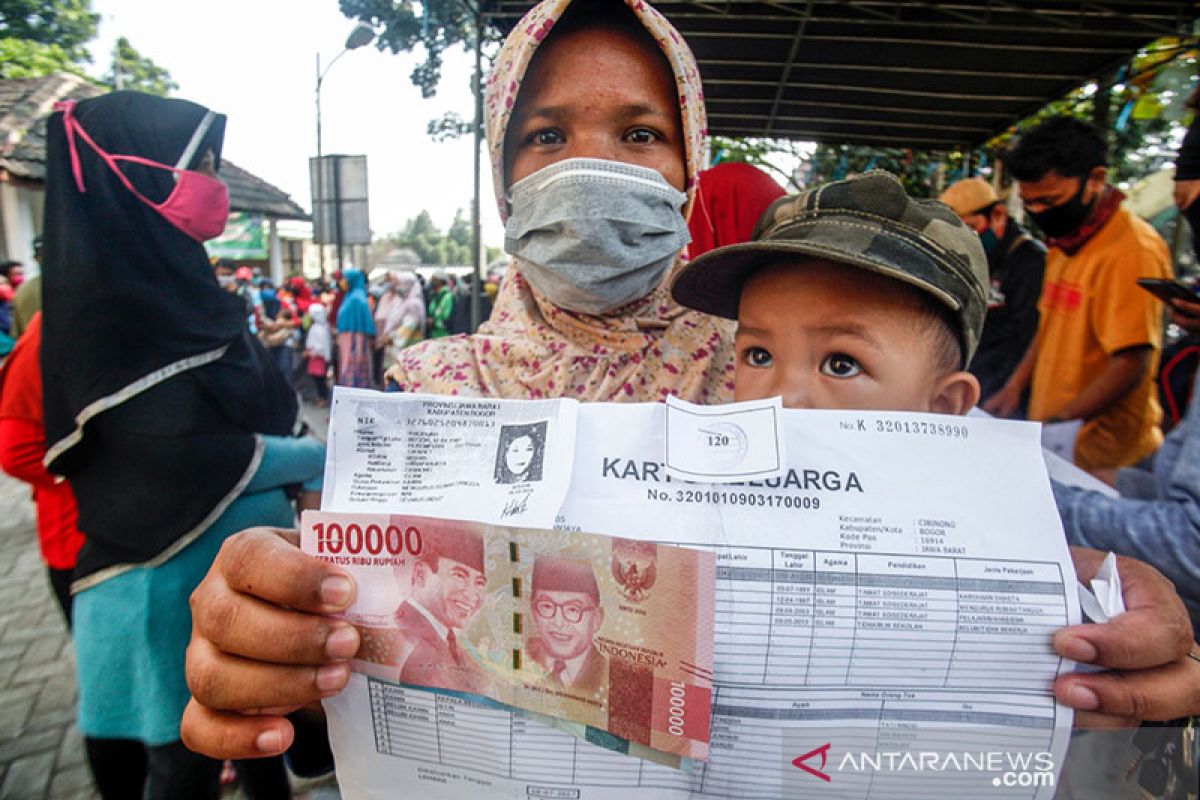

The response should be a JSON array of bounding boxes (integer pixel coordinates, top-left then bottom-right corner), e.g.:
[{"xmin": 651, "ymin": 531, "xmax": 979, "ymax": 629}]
[
  {"xmin": 470, "ymin": 10, "xmax": 484, "ymax": 332},
  {"xmin": 334, "ymin": 155, "xmax": 345, "ymax": 271},
  {"xmin": 315, "ymin": 53, "xmax": 326, "ymax": 279}
]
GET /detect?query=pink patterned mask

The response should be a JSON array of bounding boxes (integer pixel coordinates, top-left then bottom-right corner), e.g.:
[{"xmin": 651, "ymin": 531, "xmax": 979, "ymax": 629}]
[{"xmin": 55, "ymin": 100, "xmax": 229, "ymax": 242}]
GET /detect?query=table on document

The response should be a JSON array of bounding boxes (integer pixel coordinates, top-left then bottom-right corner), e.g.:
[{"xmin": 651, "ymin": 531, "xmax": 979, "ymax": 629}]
[{"xmin": 365, "ymin": 545, "xmax": 1069, "ymax": 799}]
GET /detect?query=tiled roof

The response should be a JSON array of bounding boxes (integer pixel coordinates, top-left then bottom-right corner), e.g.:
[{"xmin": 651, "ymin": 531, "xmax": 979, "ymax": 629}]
[
  {"xmin": 0, "ymin": 73, "xmax": 102, "ymax": 180},
  {"xmin": 221, "ymin": 161, "xmax": 309, "ymax": 221},
  {"xmin": 0, "ymin": 73, "xmax": 309, "ymax": 221}
]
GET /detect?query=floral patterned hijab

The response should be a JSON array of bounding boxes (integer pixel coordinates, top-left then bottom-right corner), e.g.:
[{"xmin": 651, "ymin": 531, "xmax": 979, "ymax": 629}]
[{"xmin": 389, "ymin": 0, "xmax": 734, "ymax": 403}]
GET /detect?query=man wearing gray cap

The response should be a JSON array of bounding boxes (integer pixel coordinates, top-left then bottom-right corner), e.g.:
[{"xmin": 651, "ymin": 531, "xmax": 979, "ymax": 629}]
[{"xmin": 940, "ymin": 177, "xmax": 1045, "ymax": 414}]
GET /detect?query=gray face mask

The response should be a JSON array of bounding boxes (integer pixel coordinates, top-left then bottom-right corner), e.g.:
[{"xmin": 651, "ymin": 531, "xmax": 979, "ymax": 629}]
[{"xmin": 504, "ymin": 158, "xmax": 691, "ymax": 315}]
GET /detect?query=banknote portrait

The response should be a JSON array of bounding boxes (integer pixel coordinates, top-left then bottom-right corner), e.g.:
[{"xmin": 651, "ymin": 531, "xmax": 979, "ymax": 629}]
[
  {"xmin": 525, "ymin": 555, "xmax": 609, "ymax": 695},
  {"xmin": 393, "ymin": 522, "xmax": 488, "ymax": 693},
  {"xmin": 494, "ymin": 421, "xmax": 548, "ymax": 484}
]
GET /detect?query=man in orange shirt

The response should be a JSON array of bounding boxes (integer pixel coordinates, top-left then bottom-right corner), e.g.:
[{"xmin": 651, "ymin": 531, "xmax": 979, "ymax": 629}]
[{"xmin": 985, "ymin": 117, "xmax": 1171, "ymax": 471}]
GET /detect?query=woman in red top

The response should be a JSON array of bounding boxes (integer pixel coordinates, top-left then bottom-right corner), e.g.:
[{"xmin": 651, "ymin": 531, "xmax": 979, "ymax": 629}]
[{"xmin": 0, "ymin": 311, "xmax": 84, "ymax": 624}]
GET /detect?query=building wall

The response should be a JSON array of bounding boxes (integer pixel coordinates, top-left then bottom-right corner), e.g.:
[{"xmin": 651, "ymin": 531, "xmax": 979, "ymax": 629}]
[{"xmin": 0, "ymin": 181, "xmax": 43, "ymax": 274}]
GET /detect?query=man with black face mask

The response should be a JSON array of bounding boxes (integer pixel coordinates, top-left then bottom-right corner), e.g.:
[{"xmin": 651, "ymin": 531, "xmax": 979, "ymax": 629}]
[
  {"xmin": 984, "ymin": 117, "xmax": 1172, "ymax": 473},
  {"xmin": 941, "ymin": 177, "xmax": 1045, "ymax": 414}
]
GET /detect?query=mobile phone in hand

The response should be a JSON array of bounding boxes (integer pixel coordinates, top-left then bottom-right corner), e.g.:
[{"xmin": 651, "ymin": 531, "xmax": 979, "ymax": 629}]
[{"xmin": 1136, "ymin": 278, "xmax": 1200, "ymax": 305}]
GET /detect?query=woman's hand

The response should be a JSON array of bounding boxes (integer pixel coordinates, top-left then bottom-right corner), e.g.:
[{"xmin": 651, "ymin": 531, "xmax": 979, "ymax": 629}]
[
  {"xmin": 182, "ymin": 527, "xmax": 360, "ymax": 759},
  {"xmin": 1056, "ymin": 548, "xmax": 1199, "ymax": 727}
]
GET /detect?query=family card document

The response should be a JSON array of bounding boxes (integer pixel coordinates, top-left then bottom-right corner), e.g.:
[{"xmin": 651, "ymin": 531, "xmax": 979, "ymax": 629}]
[{"xmin": 323, "ymin": 390, "xmax": 1079, "ymax": 800}]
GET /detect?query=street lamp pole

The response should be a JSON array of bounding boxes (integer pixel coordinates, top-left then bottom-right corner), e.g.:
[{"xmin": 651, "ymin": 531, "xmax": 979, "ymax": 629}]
[
  {"xmin": 470, "ymin": 7, "xmax": 484, "ymax": 332},
  {"xmin": 314, "ymin": 22, "xmax": 375, "ymax": 279},
  {"xmin": 315, "ymin": 53, "xmax": 325, "ymax": 278}
]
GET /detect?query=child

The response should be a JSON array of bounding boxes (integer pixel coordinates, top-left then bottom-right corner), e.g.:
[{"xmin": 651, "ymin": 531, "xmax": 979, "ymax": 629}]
[
  {"xmin": 305, "ymin": 303, "xmax": 333, "ymax": 407},
  {"xmin": 671, "ymin": 170, "xmax": 989, "ymax": 415}
]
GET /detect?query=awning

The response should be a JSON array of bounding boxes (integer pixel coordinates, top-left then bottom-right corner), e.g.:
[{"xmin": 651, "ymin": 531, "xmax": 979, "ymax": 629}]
[{"xmin": 481, "ymin": 1, "xmax": 1198, "ymax": 149}]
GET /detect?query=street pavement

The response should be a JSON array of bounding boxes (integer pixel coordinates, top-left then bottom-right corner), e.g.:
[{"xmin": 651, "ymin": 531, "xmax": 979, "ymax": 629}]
[{"xmin": 0, "ymin": 399, "xmax": 338, "ymax": 799}]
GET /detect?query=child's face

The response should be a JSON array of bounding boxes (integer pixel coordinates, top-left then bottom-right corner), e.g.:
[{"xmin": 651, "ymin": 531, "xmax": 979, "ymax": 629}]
[{"xmin": 733, "ymin": 260, "xmax": 980, "ymax": 415}]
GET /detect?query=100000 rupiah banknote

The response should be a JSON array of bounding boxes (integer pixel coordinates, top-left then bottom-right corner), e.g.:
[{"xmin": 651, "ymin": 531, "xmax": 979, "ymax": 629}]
[{"xmin": 300, "ymin": 511, "xmax": 716, "ymax": 760}]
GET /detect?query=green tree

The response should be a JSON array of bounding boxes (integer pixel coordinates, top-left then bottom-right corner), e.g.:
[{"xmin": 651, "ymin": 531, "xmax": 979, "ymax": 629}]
[
  {"xmin": 981, "ymin": 38, "xmax": 1196, "ymax": 186},
  {"xmin": 339, "ymin": 1, "xmax": 502, "ymax": 141},
  {"xmin": 709, "ymin": 137, "xmax": 810, "ymax": 192},
  {"xmin": 395, "ymin": 209, "xmax": 450, "ymax": 265},
  {"xmin": 447, "ymin": 208, "xmax": 472, "ymax": 248},
  {"xmin": 388, "ymin": 208, "xmax": 496, "ymax": 266},
  {"xmin": 803, "ymin": 145, "xmax": 957, "ymax": 198},
  {"xmin": 338, "ymin": 0, "xmax": 492, "ymax": 99},
  {"xmin": 104, "ymin": 36, "xmax": 176, "ymax": 96},
  {"xmin": 710, "ymin": 135, "xmax": 955, "ymax": 198},
  {"xmin": 0, "ymin": 2, "xmax": 176, "ymax": 97},
  {"xmin": 0, "ymin": 0, "xmax": 98, "ymax": 62},
  {"xmin": 0, "ymin": 38, "xmax": 85, "ymax": 79}
]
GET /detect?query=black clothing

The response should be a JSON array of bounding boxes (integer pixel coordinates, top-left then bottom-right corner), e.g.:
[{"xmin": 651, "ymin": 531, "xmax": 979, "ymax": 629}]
[
  {"xmin": 47, "ymin": 566, "xmax": 72, "ymax": 627},
  {"xmin": 1176, "ymin": 118, "xmax": 1200, "ymax": 181},
  {"xmin": 285, "ymin": 708, "xmax": 336, "ymax": 778},
  {"xmin": 235, "ymin": 757, "xmax": 293, "ymax": 799},
  {"xmin": 86, "ymin": 739, "xmax": 219, "ymax": 800},
  {"xmin": 85, "ymin": 738, "xmax": 293, "ymax": 800},
  {"xmin": 448, "ymin": 284, "xmax": 474, "ymax": 335},
  {"xmin": 311, "ymin": 373, "xmax": 330, "ymax": 402},
  {"xmin": 40, "ymin": 92, "xmax": 296, "ymax": 583},
  {"xmin": 1178, "ymin": 117, "xmax": 1200, "ymax": 257},
  {"xmin": 971, "ymin": 223, "xmax": 1046, "ymax": 408}
]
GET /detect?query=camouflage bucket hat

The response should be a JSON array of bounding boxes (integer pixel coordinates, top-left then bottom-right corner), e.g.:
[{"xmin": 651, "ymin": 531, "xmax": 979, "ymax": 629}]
[{"xmin": 671, "ymin": 170, "xmax": 989, "ymax": 364}]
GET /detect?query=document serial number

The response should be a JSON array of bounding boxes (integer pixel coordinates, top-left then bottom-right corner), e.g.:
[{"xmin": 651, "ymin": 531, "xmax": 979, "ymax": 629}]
[
  {"xmin": 650, "ymin": 488, "xmax": 820, "ymax": 509},
  {"xmin": 874, "ymin": 419, "xmax": 969, "ymax": 438}
]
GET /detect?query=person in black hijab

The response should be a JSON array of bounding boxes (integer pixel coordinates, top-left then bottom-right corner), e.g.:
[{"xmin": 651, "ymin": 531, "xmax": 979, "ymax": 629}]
[{"xmin": 40, "ymin": 91, "xmax": 324, "ymax": 800}]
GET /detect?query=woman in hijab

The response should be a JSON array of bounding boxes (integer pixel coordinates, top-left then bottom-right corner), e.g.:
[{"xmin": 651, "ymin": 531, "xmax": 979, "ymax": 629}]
[
  {"xmin": 686, "ymin": 161, "xmax": 786, "ymax": 259},
  {"xmin": 259, "ymin": 282, "xmax": 282, "ymax": 320},
  {"xmin": 305, "ymin": 303, "xmax": 333, "ymax": 406},
  {"xmin": 386, "ymin": 0, "xmax": 732, "ymax": 401},
  {"xmin": 333, "ymin": 267, "xmax": 375, "ymax": 387},
  {"xmin": 181, "ymin": 0, "xmax": 1200, "ymax": 762},
  {"xmin": 288, "ymin": 275, "xmax": 314, "ymax": 316},
  {"xmin": 371, "ymin": 271, "xmax": 400, "ymax": 378},
  {"xmin": 382, "ymin": 271, "xmax": 425, "ymax": 368},
  {"xmin": 40, "ymin": 91, "xmax": 323, "ymax": 800}
]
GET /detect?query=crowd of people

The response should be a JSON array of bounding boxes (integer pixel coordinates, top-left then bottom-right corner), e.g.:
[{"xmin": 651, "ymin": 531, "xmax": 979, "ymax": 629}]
[
  {"xmin": 202, "ymin": 261, "xmax": 501, "ymax": 401},
  {"xmin": 0, "ymin": 0, "xmax": 1196, "ymax": 798}
]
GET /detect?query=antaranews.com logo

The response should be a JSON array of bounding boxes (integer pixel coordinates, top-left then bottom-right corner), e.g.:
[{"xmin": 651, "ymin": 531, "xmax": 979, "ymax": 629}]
[{"xmin": 791, "ymin": 742, "xmax": 1056, "ymax": 790}]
